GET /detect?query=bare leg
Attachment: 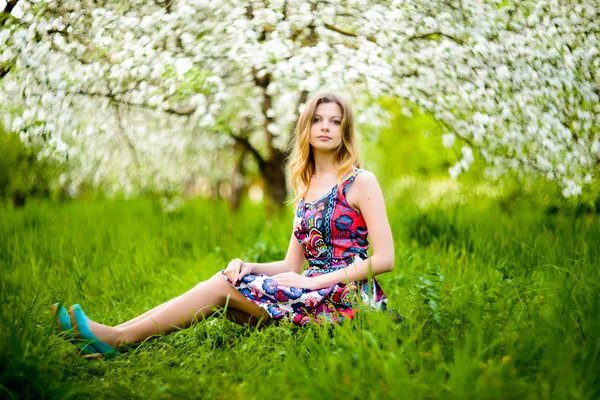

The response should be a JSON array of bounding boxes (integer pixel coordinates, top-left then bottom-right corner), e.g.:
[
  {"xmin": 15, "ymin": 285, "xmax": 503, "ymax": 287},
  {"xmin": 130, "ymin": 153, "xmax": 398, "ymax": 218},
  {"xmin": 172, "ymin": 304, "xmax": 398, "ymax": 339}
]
[
  {"xmin": 83, "ymin": 273, "xmax": 270, "ymax": 348},
  {"xmin": 116, "ymin": 280, "xmax": 207, "ymax": 328},
  {"xmin": 89, "ymin": 296, "xmax": 264, "ymax": 336},
  {"xmin": 115, "ymin": 296, "xmax": 181, "ymax": 329},
  {"xmin": 225, "ymin": 308, "xmax": 268, "ymax": 328}
]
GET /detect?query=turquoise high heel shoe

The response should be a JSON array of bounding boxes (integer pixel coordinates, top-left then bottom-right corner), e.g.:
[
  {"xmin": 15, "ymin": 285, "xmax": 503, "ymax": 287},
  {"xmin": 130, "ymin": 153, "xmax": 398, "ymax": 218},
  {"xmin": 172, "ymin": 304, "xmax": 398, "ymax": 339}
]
[
  {"xmin": 52, "ymin": 302, "xmax": 103, "ymax": 358},
  {"xmin": 69, "ymin": 304, "xmax": 120, "ymax": 359},
  {"xmin": 51, "ymin": 302, "xmax": 74, "ymax": 339}
]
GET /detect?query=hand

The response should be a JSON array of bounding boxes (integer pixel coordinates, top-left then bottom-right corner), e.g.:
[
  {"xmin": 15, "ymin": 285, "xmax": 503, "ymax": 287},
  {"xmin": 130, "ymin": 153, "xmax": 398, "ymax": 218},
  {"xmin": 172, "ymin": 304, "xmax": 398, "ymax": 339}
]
[
  {"xmin": 271, "ymin": 271, "xmax": 319, "ymax": 291},
  {"xmin": 224, "ymin": 258, "xmax": 253, "ymax": 284}
]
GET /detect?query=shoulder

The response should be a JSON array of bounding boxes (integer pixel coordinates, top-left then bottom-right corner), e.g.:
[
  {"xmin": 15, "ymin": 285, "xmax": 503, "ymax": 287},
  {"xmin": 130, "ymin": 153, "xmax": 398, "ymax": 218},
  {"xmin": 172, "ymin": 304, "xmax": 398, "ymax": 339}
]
[
  {"xmin": 353, "ymin": 169, "xmax": 379, "ymax": 190},
  {"xmin": 346, "ymin": 169, "xmax": 384, "ymax": 211}
]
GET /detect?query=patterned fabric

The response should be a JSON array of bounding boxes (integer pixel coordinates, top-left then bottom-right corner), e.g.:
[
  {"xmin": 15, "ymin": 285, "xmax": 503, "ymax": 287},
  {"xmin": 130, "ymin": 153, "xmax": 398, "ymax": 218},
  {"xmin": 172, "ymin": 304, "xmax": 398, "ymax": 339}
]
[{"xmin": 222, "ymin": 168, "xmax": 388, "ymax": 325}]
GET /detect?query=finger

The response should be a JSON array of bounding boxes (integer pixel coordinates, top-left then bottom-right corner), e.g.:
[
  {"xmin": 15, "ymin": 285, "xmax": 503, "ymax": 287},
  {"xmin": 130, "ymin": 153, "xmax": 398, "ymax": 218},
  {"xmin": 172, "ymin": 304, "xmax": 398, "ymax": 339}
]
[
  {"xmin": 232, "ymin": 262, "xmax": 238, "ymax": 282},
  {"xmin": 235, "ymin": 265, "xmax": 240, "ymax": 282},
  {"xmin": 227, "ymin": 267, "xmax": 235, "ymax": 280},
  {"xmin": 273, "ymin": 277, "xmax": 286, "ymax": 286},
  {"xmin": 242, "ymin": 264, "xmax": 250, "ymax": 277}
]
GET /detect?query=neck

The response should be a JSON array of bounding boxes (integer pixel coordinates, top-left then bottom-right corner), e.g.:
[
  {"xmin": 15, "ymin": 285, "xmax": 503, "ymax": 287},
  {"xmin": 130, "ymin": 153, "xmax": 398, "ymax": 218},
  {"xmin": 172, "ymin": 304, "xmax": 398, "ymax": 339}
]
[{"xmin": 312, "ymin": 148, "xmax": 338, "ymax": 178}]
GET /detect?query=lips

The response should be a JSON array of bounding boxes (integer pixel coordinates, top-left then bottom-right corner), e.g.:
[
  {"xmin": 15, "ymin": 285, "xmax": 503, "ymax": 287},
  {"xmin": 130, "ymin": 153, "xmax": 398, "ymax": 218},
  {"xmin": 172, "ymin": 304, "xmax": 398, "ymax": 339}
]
[{"xmin": 317, "ymin": 136, "xmax": 331, "ymax": 139}]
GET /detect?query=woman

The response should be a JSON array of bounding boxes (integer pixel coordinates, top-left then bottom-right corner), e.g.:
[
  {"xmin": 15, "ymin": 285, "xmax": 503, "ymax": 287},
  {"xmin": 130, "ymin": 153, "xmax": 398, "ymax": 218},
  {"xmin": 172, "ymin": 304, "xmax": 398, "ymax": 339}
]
[{"xmin": 52, "ymin": 92, "xmax": 395, "ymax": 359}]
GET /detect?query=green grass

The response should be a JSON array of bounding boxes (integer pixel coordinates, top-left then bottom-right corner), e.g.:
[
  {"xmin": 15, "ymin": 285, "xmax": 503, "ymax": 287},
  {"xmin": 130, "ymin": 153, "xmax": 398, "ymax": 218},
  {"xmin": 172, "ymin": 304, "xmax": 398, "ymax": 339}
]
[{"xmin": 0, "ymin": 196, "xmax": 599, "ymax": 399}]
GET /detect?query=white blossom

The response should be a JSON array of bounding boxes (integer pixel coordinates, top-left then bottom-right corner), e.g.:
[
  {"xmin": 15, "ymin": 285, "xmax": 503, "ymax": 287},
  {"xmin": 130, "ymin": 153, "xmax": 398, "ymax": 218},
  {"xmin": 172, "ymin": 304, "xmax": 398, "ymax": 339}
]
[
  {"xmin": 442, "ymin": 133, "xmax": 455, "ymax": 148},
  {"xmin": 0, "ymin": 0, "xmax": 597, "ymax": 198},
  {"xmin": 449, "ymin": 162, "xmax": 462, "ymax": 180}
]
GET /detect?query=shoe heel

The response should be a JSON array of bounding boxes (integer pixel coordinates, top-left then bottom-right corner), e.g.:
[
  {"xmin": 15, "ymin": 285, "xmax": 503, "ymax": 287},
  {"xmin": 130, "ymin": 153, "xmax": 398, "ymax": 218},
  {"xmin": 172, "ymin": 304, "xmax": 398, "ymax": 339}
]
[
  {"xmin": 69, "ymin": 304, "xmax": 120, "ymax": 359},
  {"xmin": 82, "ymin": 353, "xmax": 104, "ymax": 360},
  {"xmin": 68, "ymin": 306, "xmax": 80, "ymax": 339},
  {"xmin": 51, "ymin": 303, "xmax": 62, "ymax": 334},
  {"xmin": 52, "ymin": 302, "xmax": 76, "ymax": 342}
]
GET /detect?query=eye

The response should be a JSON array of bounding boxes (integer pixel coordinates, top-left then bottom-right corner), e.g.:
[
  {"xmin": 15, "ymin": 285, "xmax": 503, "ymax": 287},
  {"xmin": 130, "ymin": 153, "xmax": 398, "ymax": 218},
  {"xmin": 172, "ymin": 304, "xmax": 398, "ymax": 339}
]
[
  {"xmin": 333, "ymin": 120, "xmax": 341, "ymax": 125},
  {"xmin": 312, "ymin": 117, "xmax": 320, "ymax": 123}
]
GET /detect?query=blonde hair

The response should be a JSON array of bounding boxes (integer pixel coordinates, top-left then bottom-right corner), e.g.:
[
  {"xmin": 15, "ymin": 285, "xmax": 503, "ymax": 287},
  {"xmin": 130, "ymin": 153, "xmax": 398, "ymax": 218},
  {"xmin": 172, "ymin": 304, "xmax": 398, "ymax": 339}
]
[{"xmin": 287, "ymin": 92, "xmax": 361, "ymax": 209}]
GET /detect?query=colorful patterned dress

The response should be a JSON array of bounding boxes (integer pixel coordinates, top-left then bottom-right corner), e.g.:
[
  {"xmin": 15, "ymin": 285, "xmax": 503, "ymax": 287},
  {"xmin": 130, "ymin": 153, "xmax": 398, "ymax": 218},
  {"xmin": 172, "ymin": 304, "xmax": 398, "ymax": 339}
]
[{"xmin": 222, "ymin": 168, "xmax": 388, "ymax": 325}]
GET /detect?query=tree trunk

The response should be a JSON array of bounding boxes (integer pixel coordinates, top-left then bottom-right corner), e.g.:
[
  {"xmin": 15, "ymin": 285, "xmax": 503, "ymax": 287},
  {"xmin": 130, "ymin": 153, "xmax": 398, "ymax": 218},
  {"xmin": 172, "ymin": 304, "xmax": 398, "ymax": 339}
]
[
  {"xmin": 261, "ymin": 148, "xmax": 288, "ymax": 211},
  {"xmin": 13, "ymin": 193, "xmax": 25, "ymax": 208},
  {"xmin": 230, "ymin": 146, "xmax": 248, "ymax": 212}
]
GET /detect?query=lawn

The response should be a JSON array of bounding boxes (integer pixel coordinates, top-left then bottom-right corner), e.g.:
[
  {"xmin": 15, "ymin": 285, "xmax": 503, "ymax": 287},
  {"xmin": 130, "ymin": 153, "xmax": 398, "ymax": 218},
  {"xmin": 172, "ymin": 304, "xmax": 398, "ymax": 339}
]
[{"xmin": 0, "ymin": 195, "xmax": 598, "ymax": 399}]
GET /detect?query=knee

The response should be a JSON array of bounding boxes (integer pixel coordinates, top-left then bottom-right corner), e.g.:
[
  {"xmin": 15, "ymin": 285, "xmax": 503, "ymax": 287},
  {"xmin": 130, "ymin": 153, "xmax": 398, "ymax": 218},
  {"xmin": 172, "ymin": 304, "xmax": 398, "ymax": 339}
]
[
  {"xmin": 206, "ymin": 271, "xmax": 233, "ymax": 297},
  {"xmin": 195, "ymin": 271, "xmax": 228, "ymax": 291},
  {"xmin": 211, "ymin": 270, "xmax": 227, "ymax": 284}
]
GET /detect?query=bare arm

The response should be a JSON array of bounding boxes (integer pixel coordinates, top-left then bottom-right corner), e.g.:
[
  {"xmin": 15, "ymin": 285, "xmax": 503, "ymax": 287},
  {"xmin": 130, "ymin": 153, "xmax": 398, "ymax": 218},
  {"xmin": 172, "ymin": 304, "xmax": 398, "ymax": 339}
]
[
  {"xmin": 245, "ymin": 231, "xmax": 306, "ymax": 276},
  {"xmin": 269, "ymin": 171, "xmax": 395, "ymax": 290},
  {"xmin": 308, "ymin": 171, "xmax": 394, "ymax": 289},
  {"xmin": 224, "ymin": 230, "xmax": 306, "ymax": 283}
]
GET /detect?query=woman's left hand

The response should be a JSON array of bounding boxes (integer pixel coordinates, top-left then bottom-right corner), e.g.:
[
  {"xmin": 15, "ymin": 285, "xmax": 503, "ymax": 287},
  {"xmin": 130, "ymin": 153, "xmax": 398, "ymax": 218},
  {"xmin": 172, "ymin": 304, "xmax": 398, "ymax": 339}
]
[{"xmin": 271, "ymin": 272, "xmax": 320, "ymax": 291}]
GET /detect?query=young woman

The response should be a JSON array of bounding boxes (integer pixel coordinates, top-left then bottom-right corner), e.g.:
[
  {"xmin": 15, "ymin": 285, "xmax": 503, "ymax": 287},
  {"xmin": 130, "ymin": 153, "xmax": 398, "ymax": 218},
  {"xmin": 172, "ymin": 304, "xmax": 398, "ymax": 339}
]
[{"xmin": 52, "ymin": 92, "xmax": 395, "ymax": 359}]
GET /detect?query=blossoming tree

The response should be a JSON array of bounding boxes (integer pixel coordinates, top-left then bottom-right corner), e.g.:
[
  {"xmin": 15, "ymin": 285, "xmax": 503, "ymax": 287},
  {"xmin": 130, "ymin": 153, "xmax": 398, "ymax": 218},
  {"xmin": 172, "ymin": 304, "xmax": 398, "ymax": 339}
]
[{"xmin": 1, "ymin": 0, "xmax": 598, "ymax": 205}]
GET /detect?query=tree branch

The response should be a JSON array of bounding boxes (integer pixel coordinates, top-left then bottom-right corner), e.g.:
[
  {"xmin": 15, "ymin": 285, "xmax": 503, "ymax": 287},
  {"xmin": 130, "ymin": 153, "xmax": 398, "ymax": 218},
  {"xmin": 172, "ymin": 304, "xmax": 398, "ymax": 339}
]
[
  {"xmin": 73, "ymin": 89, "xmax": 198, "ymax": 116},
  {"xmin": 408, "ymin": 31, "xmax": 465, "ymax": 45},
  {"xmin": 46, "ymin": 28, "xmax": 68, "ymax": 35},
  {"xmin": 0, "ymin": 0, "xmax": 20, "ymax": 77},
  {"xmin": 113, "ymin": 103, "xmax": 141, "ymax": 173},
  {"xmin": 2, "ymin": 0, "xmax": 19, "ymax": 17},
  {"xmin": 231, "ymin": 133, "xmax": 266, "ymax": 169},
  {"xmin": 0, "ymin": 60, "xmax": 15, "ymax": 79},
  {"xmin": 323, "ymin": 22, "xmax": 377, "ymax": 44}
]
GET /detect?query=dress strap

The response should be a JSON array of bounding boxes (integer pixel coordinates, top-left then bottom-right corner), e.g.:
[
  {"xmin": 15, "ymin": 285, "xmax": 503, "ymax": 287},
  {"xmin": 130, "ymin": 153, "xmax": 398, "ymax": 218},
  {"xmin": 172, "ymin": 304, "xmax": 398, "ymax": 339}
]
[{"xmin": 340, "ymin": 168, "xmax": 363, "ymax": 197}]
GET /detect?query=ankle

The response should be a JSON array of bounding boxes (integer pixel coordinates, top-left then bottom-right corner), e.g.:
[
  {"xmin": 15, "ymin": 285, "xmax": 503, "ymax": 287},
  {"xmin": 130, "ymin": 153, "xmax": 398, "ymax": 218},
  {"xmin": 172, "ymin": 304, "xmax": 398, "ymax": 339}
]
[{"xmin": 109, "ymin": 326, "xmax": 128, "ymax": 348}]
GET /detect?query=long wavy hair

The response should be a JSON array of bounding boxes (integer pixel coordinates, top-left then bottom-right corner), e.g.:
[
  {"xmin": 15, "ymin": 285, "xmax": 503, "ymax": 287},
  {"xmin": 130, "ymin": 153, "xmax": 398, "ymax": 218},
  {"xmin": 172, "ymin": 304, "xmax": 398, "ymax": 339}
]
[{"xmin": 287, "ymin": 92, "xmax": 361, "ymax": 209}]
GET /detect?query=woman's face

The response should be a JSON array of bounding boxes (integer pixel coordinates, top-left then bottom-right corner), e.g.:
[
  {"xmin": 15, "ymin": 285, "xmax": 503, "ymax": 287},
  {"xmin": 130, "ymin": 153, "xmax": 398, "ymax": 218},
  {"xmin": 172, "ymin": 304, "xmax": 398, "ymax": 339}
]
[{"xmin": 309, "ymin": 102, "xmax": 343, "ymax": 153}]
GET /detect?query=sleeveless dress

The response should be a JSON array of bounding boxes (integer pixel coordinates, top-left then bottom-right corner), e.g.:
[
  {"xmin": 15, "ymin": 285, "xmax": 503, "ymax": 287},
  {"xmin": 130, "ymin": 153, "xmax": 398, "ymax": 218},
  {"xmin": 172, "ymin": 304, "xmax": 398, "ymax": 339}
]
[{"xmin": 221, "ymin": 168, "xmax": 388, "ymax": 325}]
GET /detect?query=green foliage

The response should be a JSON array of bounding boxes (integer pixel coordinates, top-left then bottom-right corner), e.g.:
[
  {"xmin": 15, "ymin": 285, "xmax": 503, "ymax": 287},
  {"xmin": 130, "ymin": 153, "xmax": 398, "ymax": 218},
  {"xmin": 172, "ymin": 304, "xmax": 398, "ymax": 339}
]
[
  {"xmin": 0, "ymin": 129, "xmax": 64, "ymax": 205},
  {"xmin": 363, "ymin": 97, "xmax": 600, "ymax": 214},
  {"xmin": 405, "ymin": 209, "xmax": 461, "ymax": 248},
  {"xmin": 362, "ymin": 98, "xmax": 455, "ymax": 186},
  {"xmin": 166, "ymin": 66, "xmax": 215, "ymax": 103},
  {"xmin": 0, "ymin": 197, "xmax": 599, "ymax": 399}
]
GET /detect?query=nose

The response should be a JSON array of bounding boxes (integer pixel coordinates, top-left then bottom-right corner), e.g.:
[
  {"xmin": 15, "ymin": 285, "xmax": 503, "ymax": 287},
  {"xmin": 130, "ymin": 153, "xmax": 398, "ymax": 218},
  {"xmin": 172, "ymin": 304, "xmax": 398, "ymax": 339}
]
[{"xmin": 321, "ymin": 120, "xmax": 330, "ymax": 131}]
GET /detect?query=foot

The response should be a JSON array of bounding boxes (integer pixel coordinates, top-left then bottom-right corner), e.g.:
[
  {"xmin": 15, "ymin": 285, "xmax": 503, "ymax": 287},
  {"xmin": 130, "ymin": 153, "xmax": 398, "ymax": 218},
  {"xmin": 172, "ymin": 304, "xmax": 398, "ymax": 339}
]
[
  {"xmin": 86, "ymin": 319, "xmax": 120, "ymax": 348},
  {"xmin": 69, "ymin": 304, "xmax": 122, "ymax": 358}
]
